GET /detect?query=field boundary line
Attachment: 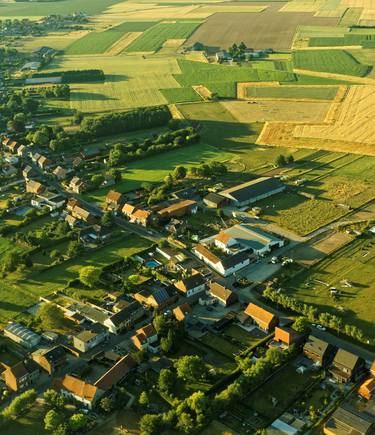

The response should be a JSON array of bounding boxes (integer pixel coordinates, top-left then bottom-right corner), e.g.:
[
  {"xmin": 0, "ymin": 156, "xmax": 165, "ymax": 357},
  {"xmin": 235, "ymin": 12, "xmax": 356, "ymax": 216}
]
[
  {"xmin": 105, "ymin": 31, "xmax": 144, "ymax": 55},
  {"xmin": 293, "ymin": 68, "xmax": 375, "ymax": 84},
  {"xmin": 293, "ymin": 45, "xmax": 363, "ymax": 50}
]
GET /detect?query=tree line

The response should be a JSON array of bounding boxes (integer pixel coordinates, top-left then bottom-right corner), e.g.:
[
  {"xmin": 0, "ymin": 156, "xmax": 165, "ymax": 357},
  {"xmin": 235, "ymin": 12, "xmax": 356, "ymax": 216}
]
[
  {"xmin": 81, "ymin": 105, "xmax": 171, "ymax": 137},
  {"xmin": 32, "ymin": 69, "xmax": 105, "ymax": 83},
  {"xmin": 108, "ymin": 127, "xmax": 199, "ymax": 167},
  {"xmin": 263, "ymin": 287, "xmax": 369, "ymax": 344}
]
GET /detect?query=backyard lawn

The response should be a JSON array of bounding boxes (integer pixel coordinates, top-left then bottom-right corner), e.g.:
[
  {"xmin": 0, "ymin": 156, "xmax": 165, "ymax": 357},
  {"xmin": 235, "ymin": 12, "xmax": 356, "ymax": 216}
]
[{"xmin": 0, "ymin": 234, "xmax": 151, "ymax": 324}]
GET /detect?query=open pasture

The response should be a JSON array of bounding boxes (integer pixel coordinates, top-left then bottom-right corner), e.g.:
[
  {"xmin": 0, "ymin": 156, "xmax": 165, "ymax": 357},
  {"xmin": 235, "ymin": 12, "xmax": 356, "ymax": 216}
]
[
  {"xmin": 0, "ymin": 0, "xmax": 122, "ymax": 16},
  {"xmin": 292, "ymin": 49, "xmax": 371, "ymax": 76},
  {"xmin": 245, "ymin": 85, "xmax": 339, "ymax": 100},
  {"xmin": 221, "ymin": 100, "xmax": 331, "ymax": 123},
  {"xmin": 161, "ymin": 87, "xmax": 202, "ymax": 103},
  {"xmin": 124, "ymin": 21, "xmax": 201, "ymax": 52},
  {"xmin": 45, "ymin": 55, "xmax": 181, "ymax": 112},
  {"xmin": 185, "ymin": 4, "xmax": 340, "ymax": 50},
  {"xmin": 64, "ymin": 21, "xmax": 156, "ymax": 55},
  {"xmin": 284, "ymin": 237, "xmax": 375, "ymax": 339}
]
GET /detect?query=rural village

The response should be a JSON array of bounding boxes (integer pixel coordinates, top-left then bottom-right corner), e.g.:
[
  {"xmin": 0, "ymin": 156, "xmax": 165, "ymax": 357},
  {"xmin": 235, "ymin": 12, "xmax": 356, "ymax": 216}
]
[{"xmin": 0, "ymin": 0, "xmax": 374, "ymax": 434}]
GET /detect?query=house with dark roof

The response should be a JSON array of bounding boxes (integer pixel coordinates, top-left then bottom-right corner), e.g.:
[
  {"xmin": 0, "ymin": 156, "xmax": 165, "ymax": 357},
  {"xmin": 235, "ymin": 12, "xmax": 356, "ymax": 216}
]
[
  {"xmin": 174, "ymin": 271, "xmax": 206, "ymax": 297},
  {"xmin": 203, "ymin": 192, "xmax": 226, "ymax": 208},
  {"xmin": 329, "ymin": 348, "xmax": 365, "ymax": 383},
  {"xmin": 133, "ymin": 287, "xmax": 177, "ymax": 310},
  {"xmin": 3, "ymin": 360, "xmax": 39, "ymax": 392},
  {"xmin": 324, "ymin": 405, "xmax": 374, "ymax": 435},
  {"xmin": 218, "ymin": 177, "xmax": 285, "ymax": 207},
  {"xmin": 31, "ymin": 345, "xmax": 66, "ymax": 375},
  {"xmin": 207, "ymin": 281, "xmax": 238, "ymax": 307},
  {"xmin": 303, "ymin": 335, "xmax": 336, "ymax": 367},
  {"xmin": 94, "ymin": 354, "xmax": 136, "ymax": 391},
  {"xmin": 104, "ymin": 301, "xmax": 144, "ymax": 334},
  {"xmin": 193, "ymin": 244, "xmax": 250, "ymax": 277},
  {"xmin": 244, "ymin": 303, "xmax": 279, "ymax": 332}
]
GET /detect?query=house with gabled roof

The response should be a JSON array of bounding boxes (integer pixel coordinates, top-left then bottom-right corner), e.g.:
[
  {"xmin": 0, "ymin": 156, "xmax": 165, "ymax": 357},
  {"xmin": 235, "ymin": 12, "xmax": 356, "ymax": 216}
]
[
  {"xmin": 130, "ymin": 209, "xmax": 151, "ymax": 227},
  {"xmin": 207, "ymin": 281, "xmax": 238, "ymax": 307},
  {"xmin": 244, "ymin": 303, "xmax": 278, "ymax": 332},
  {"xmin": 26, "ymin": 180, "xmax": 45, "ymax": 194},
  {"xmin": 22, "ymin": 165, "xmax": 37, "ymax": 180},
  {"xmin": 104, "ymin": 301, "xmax": 144, "ymax": 334},
  {"xmin": 3, "ymin": 360, "xmax": 39, "ymax": 392},
  {"xmin": 193, "ymin": 243, "xmax": 250, "ymax": 277},
  {"xmin": 37, "ymin": 155, "xmax": 53, "ymax": 170},
  {"xmin": 31, "ymin": 345, "xmax": 66, "ymax": 375},
  {"xmin": 131, "ymin": 324, "xmax": 158, "ymax": 353},
  {"xmin": 53, "ymin": 166, "xmax": 68, "ymax": 180},
  {"xmin": 324, "ymin": 405, "xmax": 374, "ymax": 435},
  {"xmin": 303, "ymin": 335, "xmax": 336, "ymax": 367},
  {"xmin": 359, "ymin": 378, "xmax": 375, "ymax": 400},
  {"xmin": 173, "ymin": 303, "xmax": 192, "ymax": 322},
  {"xmin": 157, "ymin": 199, "xmax": 198, "ymax": 219},
  {"xmin": 69, "ymin": 176, "xmax": 87, "ymax": 193},
  {"xmin": 58, "ymin": 374, "xmax": 104, "ymax": 409},
  {"xmin": 106, "ymin": 190, "xmax": 124, "ymax": 210},
  {"xmin": 273, "ymin": 326, "xmax": 303, "ymax": 347},
  {"xmin": 175, "ymin": 271, "xmax": 206, "ymax": 297},
  {"xmin": 94, "ymin": 354, "xmax": 136, "ymax": 391},
  {"xmin": 329, "ymin": 348, "xmax": 365, "ymax": 383},
  {"xmin": 134, "ymin": 287, "xmax": 177, "ymax": 310}
]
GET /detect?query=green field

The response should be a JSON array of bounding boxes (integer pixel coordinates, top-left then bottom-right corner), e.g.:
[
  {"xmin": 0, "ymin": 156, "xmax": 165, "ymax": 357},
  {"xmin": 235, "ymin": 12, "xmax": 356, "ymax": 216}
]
[
  {"xmin": 0, "ymin": 0, "xmax": 121, "ymax": 16},
  {"xmin": 284, "ymin": 237, "xmax": 375, "ymax": 339},
  {"xmin": 292, "ymin": 49, "xmax": 371, "ymax": 77},
  {"xmin": 339, "ymin": 7, "xmax": 362, "ymax": 26},
  {"xmin": 124, "ymin": 21, "xmax": 202, "ymax": 52},
  {"xmin": 82, "ymin": 142, "xmax": 234, "ymax": 202},
  {"xmin": 64, "ymin": 21, "xmax": 156, "ymax": 54},
  {"xmin": 246, "ymin": 85, "xmax": 338, "ymax": 100},
  {"xmin": 0, "ymin": 235, "xmax": 151, "ymax": 323},
  {"xmin": 256, "ymin": 192, "xmax": 348, "ymax": 236},
  {"xmin": 45, "ymin": 55, "xmax": 180, "ymax": 112},
  {"xmin": 308, "ymin": 33, "xmax": 375, "ymax": 48},
  {"xmin": 160, "ymin": 86, "xmax": 202, "ymax": 103},
  {"xmin": 174, "ymin": 59, "xmax": 296, "ymax": 89}
]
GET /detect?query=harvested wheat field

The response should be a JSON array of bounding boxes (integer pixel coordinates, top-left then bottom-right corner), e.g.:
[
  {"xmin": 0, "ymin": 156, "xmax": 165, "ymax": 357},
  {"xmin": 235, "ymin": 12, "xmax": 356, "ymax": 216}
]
[
  {"xmin": 257, "ymin": 85, "xmax": 375, "ymax": 155},
  {"xmin": 106, "ymin": 32, "xmax": 143, "ymax": 54},
  {"xmin": 221, "ymin": 100, "xmax": 331, "ymax": 123},
  {"xmin": 186, "ymin": 3, "xmax": 339, "ymax": 49},
  {"xmin": 295, "ymin": 86, "xmax": 375, "ymax": 143}
]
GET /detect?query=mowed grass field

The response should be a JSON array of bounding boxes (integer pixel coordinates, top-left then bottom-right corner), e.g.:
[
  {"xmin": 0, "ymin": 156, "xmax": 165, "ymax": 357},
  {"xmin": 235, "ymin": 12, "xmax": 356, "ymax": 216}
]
[
  {"xmin": 45, "ymin": 55, "xmax": 181, "ymax": 112},
  {"xmin": 245, "ymin": 85, "xmax": 339, "ymax": 100},
  {"xmin": 0, "ymin": 234, "xmax": 151, "ymax": 324},
  {"xmin": 0, "ymin": 0, "xmax": 122, "ymax": 16},
  {"xmin": 64, "ymin": 21, "xmax": 156, "ymax": 54},
  {"xmin": 292, "ymin": 49, "xmax": 371, "ymax": 77},
  {"xmin": 124, "ymin": 21, "xmax": 202, "ymax": 52},
  {"xmin": 284, "ymin": 237, "xmax": 375, "ymax": 339},
  {"xmin": 160, "ymin": 86, "xmax": 202, "ymax": 103},
  {"xmin": 83, "ymin": 142, "xmax": 234, "ymax": 202}
]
